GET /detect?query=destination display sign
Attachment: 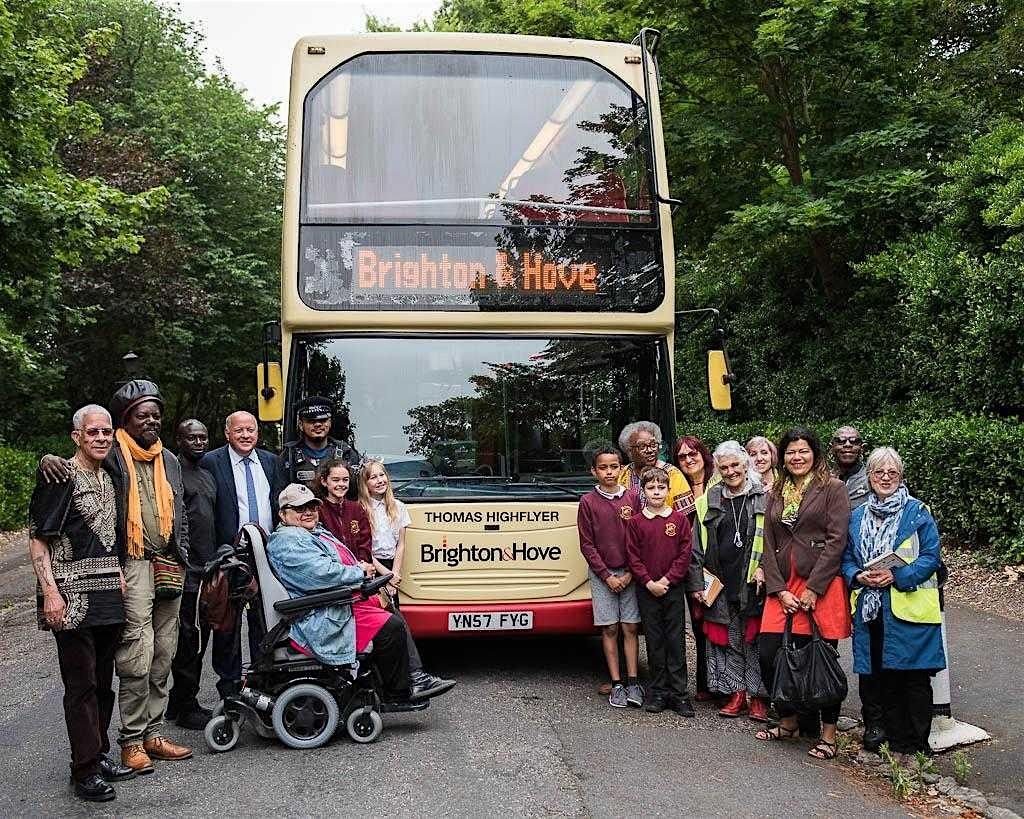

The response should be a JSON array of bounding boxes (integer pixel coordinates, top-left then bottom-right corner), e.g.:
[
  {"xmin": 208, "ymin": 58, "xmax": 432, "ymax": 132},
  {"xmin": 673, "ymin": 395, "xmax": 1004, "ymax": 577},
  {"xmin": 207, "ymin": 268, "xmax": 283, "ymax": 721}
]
[{"xmin": 297, "ymin": 226, "xmax": 663, "ymax": 312}]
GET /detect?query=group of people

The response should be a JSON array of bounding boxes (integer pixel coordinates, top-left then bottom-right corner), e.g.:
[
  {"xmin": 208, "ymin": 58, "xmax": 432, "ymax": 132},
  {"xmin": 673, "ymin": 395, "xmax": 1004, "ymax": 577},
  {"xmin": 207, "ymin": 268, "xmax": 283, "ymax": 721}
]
[
  {"xmin": 27, "ymin": 376, "xmax": 948, "ymax": 802},
  {"xmin": 578, "ymin": 421, "xmax": 946, "ymax": 763},
  {"xmin": 29, "ymin": 380, "xmax": 450, "ymax": 803}
]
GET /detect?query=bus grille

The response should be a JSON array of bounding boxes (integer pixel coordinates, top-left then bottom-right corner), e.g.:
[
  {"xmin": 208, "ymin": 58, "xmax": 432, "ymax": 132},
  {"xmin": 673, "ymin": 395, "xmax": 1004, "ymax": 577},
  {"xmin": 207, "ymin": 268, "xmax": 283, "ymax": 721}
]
[{"xmin": 408, "ymin": 567, "xmax": 571, "ymax": 597}]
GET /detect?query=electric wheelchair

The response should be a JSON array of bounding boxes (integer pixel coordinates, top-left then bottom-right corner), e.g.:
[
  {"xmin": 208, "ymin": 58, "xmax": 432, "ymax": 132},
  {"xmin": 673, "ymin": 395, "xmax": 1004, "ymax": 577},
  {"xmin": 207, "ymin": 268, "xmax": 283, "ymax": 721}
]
[{"xmin": 203, "ymin": 524, "xmax": 427, "ymax": 752}]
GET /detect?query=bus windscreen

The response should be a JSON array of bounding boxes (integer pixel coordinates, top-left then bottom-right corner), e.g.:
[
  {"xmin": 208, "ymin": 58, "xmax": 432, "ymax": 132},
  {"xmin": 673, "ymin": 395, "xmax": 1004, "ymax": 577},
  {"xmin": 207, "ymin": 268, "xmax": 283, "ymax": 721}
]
[
  {"xmin": 301, "ymin": 52, "xmax": 653, "ymax": 226},
  {"xmin": 292, "ymin": 334, "xmax": 674, "ymax": 499}
]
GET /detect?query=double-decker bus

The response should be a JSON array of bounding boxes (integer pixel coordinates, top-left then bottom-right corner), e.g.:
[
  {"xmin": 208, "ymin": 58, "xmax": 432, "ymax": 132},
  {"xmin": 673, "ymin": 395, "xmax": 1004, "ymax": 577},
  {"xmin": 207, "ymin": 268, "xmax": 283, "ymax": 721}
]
[{"xmin": 258, "ymin": 30, "xmax": 732, "ymax": 636}]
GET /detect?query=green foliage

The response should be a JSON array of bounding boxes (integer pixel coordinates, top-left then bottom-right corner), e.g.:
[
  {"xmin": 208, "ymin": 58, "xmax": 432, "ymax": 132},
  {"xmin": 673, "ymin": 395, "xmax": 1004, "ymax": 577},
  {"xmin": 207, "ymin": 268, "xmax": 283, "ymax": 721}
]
[
  {"xmin": 952, "ymin": 750, "xmax": 973, "ymax": 785},
  {"xmin": 0, "ymin": 0, "xmax": 161, "ymax": 440},
  {"xmin": 679, "ymin": 412, "xmax": 1024, "ymax": 561},
  {"xmin": 0, "ymin": 446, "xmax": 37, "ymax": 531},
  {"xmin": 880, "ymin": 743, "xmax": 915, "ymax": 801},
  {"xmin": 0, "ymin": 0, "xmax": 284, "ymax": 451}
]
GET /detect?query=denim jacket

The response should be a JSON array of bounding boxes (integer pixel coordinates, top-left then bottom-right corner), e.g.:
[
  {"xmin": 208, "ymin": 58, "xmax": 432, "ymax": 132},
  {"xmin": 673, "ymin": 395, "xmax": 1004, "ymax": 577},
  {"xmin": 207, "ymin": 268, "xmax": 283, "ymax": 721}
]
[{"xmin": 266, "ymin": 524, "xmax": 365, "ymax": 666}]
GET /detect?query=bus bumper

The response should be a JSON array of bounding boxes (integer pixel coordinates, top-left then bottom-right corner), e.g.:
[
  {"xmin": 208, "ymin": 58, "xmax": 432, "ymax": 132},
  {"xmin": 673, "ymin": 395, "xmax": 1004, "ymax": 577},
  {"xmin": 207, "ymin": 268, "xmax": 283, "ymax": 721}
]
[{"xmin": 401, "ymin": 600, "xmax": 596, "ymax": 638}]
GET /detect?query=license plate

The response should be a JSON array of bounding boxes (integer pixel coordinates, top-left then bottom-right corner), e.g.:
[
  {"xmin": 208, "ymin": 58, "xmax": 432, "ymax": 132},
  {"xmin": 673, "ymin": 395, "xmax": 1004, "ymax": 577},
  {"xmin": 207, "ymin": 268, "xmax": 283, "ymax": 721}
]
[{"xmin": 447, "ymin": 611, "xmax": 533, "ymax": 631}]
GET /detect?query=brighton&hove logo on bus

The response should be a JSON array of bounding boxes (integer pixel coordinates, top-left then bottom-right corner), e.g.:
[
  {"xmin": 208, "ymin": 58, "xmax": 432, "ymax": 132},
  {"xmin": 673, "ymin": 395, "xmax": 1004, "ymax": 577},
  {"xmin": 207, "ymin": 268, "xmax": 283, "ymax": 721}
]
[{"xmin": 421, "ymin": 536, "xmax": 563, "ymax": 568}]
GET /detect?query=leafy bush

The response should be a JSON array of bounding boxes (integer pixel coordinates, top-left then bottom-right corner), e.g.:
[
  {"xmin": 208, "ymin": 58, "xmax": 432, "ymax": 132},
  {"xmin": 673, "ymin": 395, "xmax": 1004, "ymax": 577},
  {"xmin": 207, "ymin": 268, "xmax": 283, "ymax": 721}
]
[
  {"xmin": 0, "ymin": 446, "xmax": 38, "ymax": 531},
  {"xmin": 679, "ymin": 412, "xmax": 1024, "ymax": 562}
]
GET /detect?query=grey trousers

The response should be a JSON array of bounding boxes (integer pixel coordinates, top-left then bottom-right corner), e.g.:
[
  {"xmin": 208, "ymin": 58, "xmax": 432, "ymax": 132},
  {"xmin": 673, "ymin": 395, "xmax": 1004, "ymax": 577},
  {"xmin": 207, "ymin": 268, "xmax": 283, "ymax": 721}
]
[{"xmin": 116, "ymin": 558, "xmax": 182, "ymax": 745}]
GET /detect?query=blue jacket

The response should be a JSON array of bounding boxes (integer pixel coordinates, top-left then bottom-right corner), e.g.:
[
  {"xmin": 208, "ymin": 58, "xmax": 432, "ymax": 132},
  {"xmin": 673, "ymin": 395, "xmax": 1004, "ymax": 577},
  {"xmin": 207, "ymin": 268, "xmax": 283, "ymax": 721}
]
[
  {"xmin": 842, "ymin": 498, "xmax": 946, "ymax": 674},
  {"xmin": 200, "ymin": 445, "xmax": 280, "ymax": 548},
  {"xmin": 266, "ymin": 524, "xmax": 365, "ymax": 666}
]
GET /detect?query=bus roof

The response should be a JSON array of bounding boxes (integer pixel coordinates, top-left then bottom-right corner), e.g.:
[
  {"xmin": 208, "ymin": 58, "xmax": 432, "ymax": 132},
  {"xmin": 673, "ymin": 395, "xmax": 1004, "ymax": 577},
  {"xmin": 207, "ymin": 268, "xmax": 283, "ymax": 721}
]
[{"xmin": 289, "ymin": 32, "xmax": 648, "ymax": 101}]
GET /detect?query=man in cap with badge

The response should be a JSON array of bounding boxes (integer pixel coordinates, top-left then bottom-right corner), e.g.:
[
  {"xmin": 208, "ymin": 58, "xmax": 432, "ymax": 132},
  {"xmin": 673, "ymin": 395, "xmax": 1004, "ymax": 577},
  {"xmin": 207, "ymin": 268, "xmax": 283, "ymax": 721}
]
[{"xmin": 277, "ymin": 396, "xmax": 360, "ymax": 491}]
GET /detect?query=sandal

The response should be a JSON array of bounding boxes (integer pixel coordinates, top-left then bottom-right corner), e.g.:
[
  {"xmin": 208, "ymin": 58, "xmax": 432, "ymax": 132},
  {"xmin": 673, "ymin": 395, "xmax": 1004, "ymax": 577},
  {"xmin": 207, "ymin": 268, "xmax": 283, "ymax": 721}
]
[
  {"xmin": 755, "ymin": 724, "xmax": 798, "ymax": 741},
  {"xmin": 807, "ymin": 740, "xmax": 838, "ymax": 759}
]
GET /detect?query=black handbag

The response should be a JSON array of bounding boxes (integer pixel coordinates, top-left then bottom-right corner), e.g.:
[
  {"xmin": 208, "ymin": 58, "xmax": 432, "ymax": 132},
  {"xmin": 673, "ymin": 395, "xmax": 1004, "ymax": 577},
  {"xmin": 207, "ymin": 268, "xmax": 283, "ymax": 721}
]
[{"xmin": 771, "ymin": 612, "xmax": 848, "ymax": 710}]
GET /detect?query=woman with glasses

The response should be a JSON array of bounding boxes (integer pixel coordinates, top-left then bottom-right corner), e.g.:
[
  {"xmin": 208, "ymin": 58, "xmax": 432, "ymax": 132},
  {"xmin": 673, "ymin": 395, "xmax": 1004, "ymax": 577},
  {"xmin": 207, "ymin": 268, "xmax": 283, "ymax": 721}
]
[
  {"xmin": 675, "ymin": 434, "xmax": 718, "ymax": 702},
  {"xmin": 674, "ymin": 436, "xmax": 714, "ymax": 503},
  {"xmin": 841, "ymin": 448, "xmax": 945, "ymax": 755},
  {"xmin": 756, "ymin": 427, "xmax": 851, "ymax": 759},
  {"xmin": 617, "ymin": 422, "xmax": 694, "ymax": 515}
]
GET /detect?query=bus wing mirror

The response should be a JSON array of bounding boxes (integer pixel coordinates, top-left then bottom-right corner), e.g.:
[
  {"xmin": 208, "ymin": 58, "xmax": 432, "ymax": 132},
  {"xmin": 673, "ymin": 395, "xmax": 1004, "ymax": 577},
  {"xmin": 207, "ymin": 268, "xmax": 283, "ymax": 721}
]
[
  {"xmin": 707, "ymin": 350, "xmax": 733, "ymax": 411},
  {"xmin": 257, "ymin": 362, "xmax": 284, "ymax": 422}
]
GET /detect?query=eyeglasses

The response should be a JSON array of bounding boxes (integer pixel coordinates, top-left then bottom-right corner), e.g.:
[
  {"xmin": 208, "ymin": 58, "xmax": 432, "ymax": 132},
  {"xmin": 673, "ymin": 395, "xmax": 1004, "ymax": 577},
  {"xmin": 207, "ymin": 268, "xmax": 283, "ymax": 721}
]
[
  {"xmin": 677, "ymin": 451, "xmax": 700, "ymax": 461},
  {"xmin": 77, "ymin": 427, "xmax": 113, "ymax": 438},
  {"xmin": 870, "ymin": 469, "xmax": 901, "ymax": 479},
  {"xmin": 631, "ymin": 441, "xmax": 659, "ymax": 452},
  {"xmin": 832, "ymin": 436, "xmax": 862, "ymax": 445}
]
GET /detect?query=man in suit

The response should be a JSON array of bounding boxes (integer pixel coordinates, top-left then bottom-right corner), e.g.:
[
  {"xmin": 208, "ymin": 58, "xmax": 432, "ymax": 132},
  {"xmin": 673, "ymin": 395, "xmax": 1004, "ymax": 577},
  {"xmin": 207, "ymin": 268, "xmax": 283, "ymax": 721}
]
[{"xmin": 200, "ymin": 410, "xmax": 279, "ymax": 693}]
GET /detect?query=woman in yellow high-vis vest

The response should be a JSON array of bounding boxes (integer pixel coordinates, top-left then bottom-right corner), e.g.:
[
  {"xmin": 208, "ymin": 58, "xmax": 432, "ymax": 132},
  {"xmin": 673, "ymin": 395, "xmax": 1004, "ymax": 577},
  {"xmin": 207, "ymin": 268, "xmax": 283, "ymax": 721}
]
[{"xmin": 842, "ymin": 447, "xmax": 946, "ymax": 755}]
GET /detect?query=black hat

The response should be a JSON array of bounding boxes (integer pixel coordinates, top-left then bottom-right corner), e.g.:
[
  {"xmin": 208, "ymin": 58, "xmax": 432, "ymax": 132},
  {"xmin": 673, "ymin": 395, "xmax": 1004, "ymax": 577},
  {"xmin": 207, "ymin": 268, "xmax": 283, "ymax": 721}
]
[
  {"xmin": 110, "ymin": 379, "xmax": 164, "ymax": 425},
  {"xmin": 297, "ymin": 396, "xmax": 333, "ymax": 421}
]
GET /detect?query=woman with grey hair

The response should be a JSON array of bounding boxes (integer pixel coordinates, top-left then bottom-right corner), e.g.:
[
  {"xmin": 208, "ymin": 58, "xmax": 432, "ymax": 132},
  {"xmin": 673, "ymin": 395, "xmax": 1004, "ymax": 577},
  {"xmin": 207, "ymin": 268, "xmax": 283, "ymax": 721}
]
[
  {"xmin": 841, "ymin": 447, "xmax": 945, "ymax": 754},
  {"xmin": 617, "ymin": 421, "xmax": 693, "ymax": 515},
  {"xmin": 691, "ymin": 441, "xmax": 769, "ymax": 720}
]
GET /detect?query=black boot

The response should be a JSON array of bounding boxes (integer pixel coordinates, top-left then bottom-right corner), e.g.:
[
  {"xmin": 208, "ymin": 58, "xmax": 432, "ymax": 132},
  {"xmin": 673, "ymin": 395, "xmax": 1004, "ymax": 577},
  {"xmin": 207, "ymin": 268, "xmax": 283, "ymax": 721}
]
[
  {"xmin": 98, "ymin": 753, "xmax": 137, "ymax": 782},
  {"xmin": 72, "ymin": 774, "xmax": 116, "ymax": 802},
  {"xmin": 863, "ymin": 724, "xmax": 887, "ymax": 753}
]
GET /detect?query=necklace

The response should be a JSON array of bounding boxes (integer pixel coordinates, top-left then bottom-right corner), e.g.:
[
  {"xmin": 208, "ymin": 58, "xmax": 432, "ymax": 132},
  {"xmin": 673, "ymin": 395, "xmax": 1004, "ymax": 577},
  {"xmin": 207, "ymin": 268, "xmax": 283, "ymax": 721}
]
[{"xmin": 728, "ymin": 495, "xmax": 747, "ymax": 549}]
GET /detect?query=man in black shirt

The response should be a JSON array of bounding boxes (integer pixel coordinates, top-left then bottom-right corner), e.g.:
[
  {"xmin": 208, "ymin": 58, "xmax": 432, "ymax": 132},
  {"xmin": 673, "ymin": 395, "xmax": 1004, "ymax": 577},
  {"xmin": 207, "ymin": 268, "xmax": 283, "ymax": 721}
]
[
  {"xmin": 277, "ymin": 396, "xmax": 360, "ymax": 491},
  {"xmin": 167, "ymin": 419, "xmax": 240, "ymax": 729},
  {"xmin": 29, "ymin": 404, "xmax": 135, "ymax": 802}
]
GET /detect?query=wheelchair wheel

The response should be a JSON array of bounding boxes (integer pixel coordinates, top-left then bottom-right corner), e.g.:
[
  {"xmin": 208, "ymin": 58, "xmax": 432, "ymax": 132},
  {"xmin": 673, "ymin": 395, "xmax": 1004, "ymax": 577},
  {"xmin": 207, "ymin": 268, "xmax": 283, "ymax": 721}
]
[
  {"xmin": 271, "ymin": 683, "xmax": 339, "ymax": 749},
  {"xmin": 346, "ymin": 707, "xmax": 383, "ymax": 744},
  {"xmin": 204, "ymin": 715, "xmax": 240, "ymax": 753}
]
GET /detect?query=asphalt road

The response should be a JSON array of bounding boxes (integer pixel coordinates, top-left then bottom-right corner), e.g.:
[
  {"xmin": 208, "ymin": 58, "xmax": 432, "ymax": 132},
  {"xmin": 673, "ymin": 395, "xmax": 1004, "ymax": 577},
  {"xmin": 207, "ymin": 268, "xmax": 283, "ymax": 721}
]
[{"xmin": 3, "ymin": 535, "xmax": 1016, "ymax": 818}]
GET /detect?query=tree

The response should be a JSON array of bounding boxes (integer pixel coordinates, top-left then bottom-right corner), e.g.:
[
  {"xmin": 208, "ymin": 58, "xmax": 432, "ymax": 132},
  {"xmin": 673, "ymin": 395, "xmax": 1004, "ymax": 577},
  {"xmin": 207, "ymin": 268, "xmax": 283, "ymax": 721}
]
[
  {"xmin": 55, "ymin": 0, "xmax": 285, "ymax": 437},
  {"xmin": 0, "ymin": 0, "xmax": 162, "ymax": 441}
]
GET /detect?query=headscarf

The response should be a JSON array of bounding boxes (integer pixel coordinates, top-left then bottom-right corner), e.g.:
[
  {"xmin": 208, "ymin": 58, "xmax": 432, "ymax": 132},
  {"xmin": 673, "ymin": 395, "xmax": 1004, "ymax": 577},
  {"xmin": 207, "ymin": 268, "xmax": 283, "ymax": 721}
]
[
  {"xmin": 858, "ymin": 484, "xmax": 910, "ymax": 622},
  {"xmin": 116, "ymin": 428, "xmax": 174, "ymax": 558}
]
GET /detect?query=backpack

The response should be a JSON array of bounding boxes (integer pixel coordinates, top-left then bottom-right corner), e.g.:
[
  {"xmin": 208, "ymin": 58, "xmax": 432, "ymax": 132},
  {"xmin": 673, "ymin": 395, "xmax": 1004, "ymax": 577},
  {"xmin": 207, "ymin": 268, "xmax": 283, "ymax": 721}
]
[{"xmin": 198, "ymin": 536, "xmax": 258, "ymax": 632}]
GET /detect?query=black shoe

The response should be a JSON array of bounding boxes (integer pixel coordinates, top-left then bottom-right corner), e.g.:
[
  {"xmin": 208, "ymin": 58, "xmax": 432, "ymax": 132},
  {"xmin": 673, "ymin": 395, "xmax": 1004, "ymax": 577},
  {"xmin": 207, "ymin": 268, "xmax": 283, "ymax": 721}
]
[
  {"xmin": 672, "ymin": 698, "xmax": 696, "ymax": 718},
  {"xmin": 863, "ymin": 725, "xmax": 887, "ymax": 753},
  {"xmin": 409, "ymin": 671, "xmax": 457, "ymax": 701},
  {"xmin": 98, "ymin": 754, "xmax": 136, "ymax": 782},
  {"xmin": 176, "ymin": 706, "xmax": 214, "ymax": 730},
  {"xmin": 644, "ymin": 694, "xmax": 668, "ymax": 713},
  {"xmin": 72, "ymin": 774, "xmax": 115, "ymax": 802}
]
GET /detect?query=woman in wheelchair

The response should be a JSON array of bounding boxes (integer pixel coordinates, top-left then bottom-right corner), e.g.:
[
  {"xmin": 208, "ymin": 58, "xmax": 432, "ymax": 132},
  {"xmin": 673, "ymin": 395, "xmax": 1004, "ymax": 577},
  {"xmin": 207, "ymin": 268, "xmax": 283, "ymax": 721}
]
[{"xmin": 268, "ymin": 484, "xmax": 453, "ymax": 706}]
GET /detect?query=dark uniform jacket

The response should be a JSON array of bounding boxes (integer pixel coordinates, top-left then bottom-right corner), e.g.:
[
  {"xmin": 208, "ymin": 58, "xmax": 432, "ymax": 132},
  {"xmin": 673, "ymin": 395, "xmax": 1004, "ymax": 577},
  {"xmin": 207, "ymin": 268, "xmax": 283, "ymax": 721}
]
[{"xmin": 277, "ymin": 437, "xmax": 360, "ymax": 490}]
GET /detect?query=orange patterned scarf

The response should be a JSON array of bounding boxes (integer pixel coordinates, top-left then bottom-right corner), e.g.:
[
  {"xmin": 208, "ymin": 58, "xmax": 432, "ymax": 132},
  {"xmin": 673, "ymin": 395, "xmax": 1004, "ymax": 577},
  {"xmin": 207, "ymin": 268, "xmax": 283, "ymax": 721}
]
[{"xmin": 115, "ymin": 428, "xmax": 173, "ymax": 558}]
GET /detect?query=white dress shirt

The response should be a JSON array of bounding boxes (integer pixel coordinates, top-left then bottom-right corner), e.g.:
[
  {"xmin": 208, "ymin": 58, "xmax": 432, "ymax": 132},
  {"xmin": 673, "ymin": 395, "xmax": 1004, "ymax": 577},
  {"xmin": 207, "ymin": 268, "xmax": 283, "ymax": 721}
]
[{"xmin": 229, "ymin": 446, "xmax": 273, "ymax": 534}]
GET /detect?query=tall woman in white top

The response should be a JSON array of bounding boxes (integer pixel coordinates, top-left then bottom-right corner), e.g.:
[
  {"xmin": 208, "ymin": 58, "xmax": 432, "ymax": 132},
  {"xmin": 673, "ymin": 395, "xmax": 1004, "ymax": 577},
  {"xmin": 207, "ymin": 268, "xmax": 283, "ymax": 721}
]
[{"xmin": 358, "ymin": 459, "xmax": 411, "ymax": 600}]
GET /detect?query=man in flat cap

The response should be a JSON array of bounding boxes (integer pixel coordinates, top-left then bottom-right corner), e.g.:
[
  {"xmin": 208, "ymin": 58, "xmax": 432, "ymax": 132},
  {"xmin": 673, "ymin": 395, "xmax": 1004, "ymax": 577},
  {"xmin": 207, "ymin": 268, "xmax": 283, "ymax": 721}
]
[
  {"xmin": 41, "ymin": 380, "xmax": 194, "ymax": 773},
  {"xmin": 277, "ymin": 396, "xmax": 360, "ymax": 492}
]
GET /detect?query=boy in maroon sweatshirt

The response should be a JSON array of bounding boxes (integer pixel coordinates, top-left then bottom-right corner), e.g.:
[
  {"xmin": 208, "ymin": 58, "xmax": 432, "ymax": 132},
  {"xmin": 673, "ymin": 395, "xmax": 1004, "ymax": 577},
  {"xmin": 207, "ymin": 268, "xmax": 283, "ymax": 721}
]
[
  {"xmin": 577, "ymin": 446, "xmax": 642, "ymax": 708},
  {"xmin": 625, "ymin": 466, "xmax": 696, "ymax": 717}
]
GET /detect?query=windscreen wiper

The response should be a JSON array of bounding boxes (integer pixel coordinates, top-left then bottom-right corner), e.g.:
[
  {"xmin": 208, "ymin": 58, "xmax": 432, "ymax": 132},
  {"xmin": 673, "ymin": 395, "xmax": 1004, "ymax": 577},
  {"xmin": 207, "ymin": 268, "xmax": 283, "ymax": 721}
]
[{"xmin": 395, "ymin": 475, "xmax": 585, "ymax": 500}]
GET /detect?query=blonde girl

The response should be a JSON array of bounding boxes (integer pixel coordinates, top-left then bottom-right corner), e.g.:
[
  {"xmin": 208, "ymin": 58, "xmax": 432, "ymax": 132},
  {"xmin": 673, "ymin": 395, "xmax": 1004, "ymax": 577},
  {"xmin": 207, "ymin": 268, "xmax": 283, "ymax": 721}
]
[{"xmin": 358, "ymin": 459, "xmax": 411, "ymax": 596}]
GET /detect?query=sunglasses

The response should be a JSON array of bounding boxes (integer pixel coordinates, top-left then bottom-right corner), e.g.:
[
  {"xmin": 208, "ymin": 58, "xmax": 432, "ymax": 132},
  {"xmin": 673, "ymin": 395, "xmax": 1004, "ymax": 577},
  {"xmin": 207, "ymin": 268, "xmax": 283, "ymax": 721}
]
[{"xmin": 832, "ymin": 436, "xmax": 862, "ymax": 445}]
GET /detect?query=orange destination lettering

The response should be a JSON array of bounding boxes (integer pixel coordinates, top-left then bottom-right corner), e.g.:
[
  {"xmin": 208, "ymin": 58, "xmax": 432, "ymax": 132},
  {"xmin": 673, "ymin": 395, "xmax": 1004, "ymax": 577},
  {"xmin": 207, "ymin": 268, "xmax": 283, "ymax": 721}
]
[{"xmin": 355, "ymin": 249, "xmax": 597, "ymax": 292}]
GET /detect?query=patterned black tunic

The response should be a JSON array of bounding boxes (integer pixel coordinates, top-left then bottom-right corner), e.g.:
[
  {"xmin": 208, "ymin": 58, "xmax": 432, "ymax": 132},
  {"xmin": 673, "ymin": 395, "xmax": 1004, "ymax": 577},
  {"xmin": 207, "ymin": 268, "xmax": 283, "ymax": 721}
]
[{"xmin": 29, "ymin": 463, "xmax": 125, "ymax": 631}]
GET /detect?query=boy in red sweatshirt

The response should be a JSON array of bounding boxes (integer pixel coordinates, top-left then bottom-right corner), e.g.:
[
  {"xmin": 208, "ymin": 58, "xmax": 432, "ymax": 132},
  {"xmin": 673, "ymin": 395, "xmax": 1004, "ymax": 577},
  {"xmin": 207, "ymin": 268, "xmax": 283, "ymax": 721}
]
[
  {"xmin": 577, "ymin": 445, "xmax": 642, "ymax": 708},
  {"xmin": 626, "ymin": 466, "xmax": 696, "ymax": 717}
]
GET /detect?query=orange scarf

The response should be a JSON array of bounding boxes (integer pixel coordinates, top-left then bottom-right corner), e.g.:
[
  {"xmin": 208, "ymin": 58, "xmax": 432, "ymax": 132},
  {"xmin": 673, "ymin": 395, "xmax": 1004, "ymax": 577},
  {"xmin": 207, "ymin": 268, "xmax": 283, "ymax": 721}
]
[{"xmin": 116, "ymin": 428, "xmax": 174, "ymax": 558}]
